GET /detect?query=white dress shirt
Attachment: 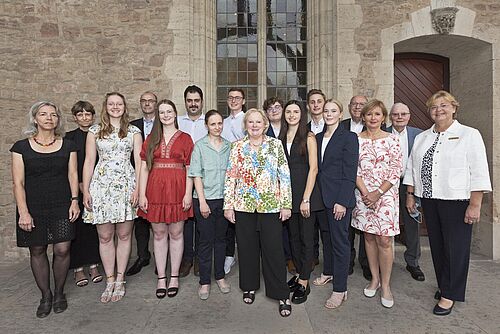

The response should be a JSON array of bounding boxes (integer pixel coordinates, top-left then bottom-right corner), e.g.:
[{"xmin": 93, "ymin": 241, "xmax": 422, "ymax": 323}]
[
  {"xmin": 392, "ymin": 127, "xmax": 408, "ymax": 176},
  {"xmin": 403, "ymin": 120, "xmax": 491, "ymax": 200},
  {"xmin": 310, "ymin": 118, "xmax": 325, "ymax": 135},
  {"xmin": 221, "ymin": 111, "xmax": 245, "ymax": 143},
  {"xmin": 350, "ymin": 119, "xmax": 364, "ymax": 134},
  {"xmin": 178, "ymin": 113, "xmax": 207, "ymax": 143}
]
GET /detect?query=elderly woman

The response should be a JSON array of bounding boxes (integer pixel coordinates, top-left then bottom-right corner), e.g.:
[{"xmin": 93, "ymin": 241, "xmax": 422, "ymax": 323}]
[
  {"xmin": 82, "ymin": 92, "xmax": 143, "ymax": 303},
  {"xmin": 224, "ymin": 108, "xmax": 293, "ymax": 317},
  {"xmin": 351, "ymin": 99, "xmax": 402, "ymax": 309},
  {"xmin": 404, "ymin": 91, "xmax": 491, "ymax": 316},
  {"xmin": 66, "ymin": 101, "xmax": 102, "ymax": 287},
  {"xmin": 11, "ymin": 101, "xmax": 80, "ymax": 317}
]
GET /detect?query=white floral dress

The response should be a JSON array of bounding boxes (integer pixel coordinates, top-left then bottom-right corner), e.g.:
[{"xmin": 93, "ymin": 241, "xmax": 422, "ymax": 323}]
[{"xmin": 83, "ymin": 124, "xmax": 140, "ymax": 225}]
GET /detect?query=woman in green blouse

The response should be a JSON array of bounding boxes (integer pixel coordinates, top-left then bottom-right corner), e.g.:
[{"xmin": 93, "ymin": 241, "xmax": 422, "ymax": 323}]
[{"xmin": 224, "ymin": 108, "xmax": 293, "ymax": 317}]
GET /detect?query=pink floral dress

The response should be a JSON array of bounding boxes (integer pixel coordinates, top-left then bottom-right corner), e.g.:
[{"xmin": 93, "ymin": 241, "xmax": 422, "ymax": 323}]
[{"xmin": 351, "ymin": 134, "xmax": 402, "ymax": 236}]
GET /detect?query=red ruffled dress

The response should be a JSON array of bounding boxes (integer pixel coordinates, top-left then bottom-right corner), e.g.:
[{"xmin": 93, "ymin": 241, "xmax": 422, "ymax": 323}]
[{"xmin": 138, "ymin": 131, "xmax": 194, "ymax": 223}]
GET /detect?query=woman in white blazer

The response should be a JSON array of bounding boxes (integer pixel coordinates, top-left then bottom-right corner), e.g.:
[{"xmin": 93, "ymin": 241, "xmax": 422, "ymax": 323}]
[{"xmin": 404, "ymin": 90, "xmax": 491, "ymax": 316}]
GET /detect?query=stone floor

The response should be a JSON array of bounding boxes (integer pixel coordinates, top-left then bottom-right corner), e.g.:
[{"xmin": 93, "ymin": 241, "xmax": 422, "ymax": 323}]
[{"xmin": 1, "ymin": 239, "xmax": 499, "ymax": 334}]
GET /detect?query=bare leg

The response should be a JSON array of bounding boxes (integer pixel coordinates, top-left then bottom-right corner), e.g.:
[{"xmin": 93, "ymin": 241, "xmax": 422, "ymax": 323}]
[
  {"xmin": 364, "ymin": 232, "xmax": 380, "ymax": 290},
  {"xmin": 168, "ymin": 221, "xmax": 184, "ymax": 291},
  {"xmin": 115, "ymin": 220, "xmax": 134, "ymax": 278},
  {"xmin": 376, "ymin": 235, "xmax": 394, "ymax": 300},
  {"xmin": 96, "ymin": 223, "xmax": 116, "ymax": 280},
  {"xmin": 152, "ymin": 222, "xmax": 169, "ymax": 291}
]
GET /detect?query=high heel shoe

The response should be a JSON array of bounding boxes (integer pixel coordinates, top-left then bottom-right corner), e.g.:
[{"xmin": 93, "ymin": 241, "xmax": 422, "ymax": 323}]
[
  {"xmin": 156, "ymin": 277, "xmax": 167, "ymax": 299},
  {"xmin": 325, "ymin": 291, "xmax": 347, "ymax": 309},
  {"xmin": 167, "ymin": 275, "xmax": 179, "ymax": 297}
]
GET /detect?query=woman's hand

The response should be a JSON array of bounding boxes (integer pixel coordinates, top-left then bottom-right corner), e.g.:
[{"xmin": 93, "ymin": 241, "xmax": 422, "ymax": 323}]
[
  {"xmin": 182, "ymin": 194, "xmax": 192, "ymax": 211},
  {"xmin": 199, "ymin": 200, "xmax": 211, "ymax": 219},
  {"xmin": 69, "ymin": 201, "xmax": 80, "ymax": 222},
  {"xmin": 464, "ymin": 203, "xmax": 481, "ymax": 224},
  {"xmin": 333, "ymin": 203, "xmax": 347, "ymax": 221},
  {"xmin": 83, "ymin": 192, "xmax": 92, "ymax": 211},
  {"xmin": 139, "ymin": 195, "xmax": 148, "ymax": 213},
  {"xmin": 130, "ymin": 189, "xmax": 139, "ymax": 207},
  {"xmin": 406, "ymin": 194, "xmax": 417, "ymax": 214},
  {"xmin": 280, "ymin": 208, "xmax": 291, "ymax": 222},
  {"xmin": 362, "ymin": 190, "xmax": 381, "ymax": 208},
  {"xmin": 224, "ymin": 209, "xmax": 236, "ymax": 224},
  {"xmin": 300, "ymin": 201, "xmax": 310, "ymax": 218},
  {"xmin": 18, "ymin": 212, "xmax": 34, "ymax": 232}
]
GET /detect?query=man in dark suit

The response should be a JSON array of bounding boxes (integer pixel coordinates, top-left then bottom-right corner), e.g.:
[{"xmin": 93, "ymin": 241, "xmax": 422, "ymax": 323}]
[
  {"xmin": 340, "ymin": 95, "xmax": 371, "ymax": 280},
  {"xmin": 387, "ymin": 102, "xmax": 425, "ymax": 281},
  {"xmin": 126, "ymin": 91, "xmax": 157, "ymax": 276}
]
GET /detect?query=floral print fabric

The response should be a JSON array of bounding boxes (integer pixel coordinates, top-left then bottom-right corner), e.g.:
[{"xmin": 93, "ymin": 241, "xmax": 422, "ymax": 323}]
[
  {"xmin": 224, "ymin": 135, "xmax": 292, "ymax": 213},
  {"xmin": 83, "ymin": 124, "xmax": 141, "ymax": 225},
  {"xmin": 351, "ymin": 134, "xmax": 402, "ymax": 236}
]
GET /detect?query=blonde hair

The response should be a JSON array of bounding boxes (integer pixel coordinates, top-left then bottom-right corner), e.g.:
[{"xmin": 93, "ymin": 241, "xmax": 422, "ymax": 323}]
[
  {"xmin": 243, "ymin": 108, "xmax": 269, "ymax": 133},
  {"xmin": 426, "ymin": 90, "xmax": 460, "ymax": 118},
  {"xmin": 98, "ymin": 92, "xmax": 130, "ymax": 139},
  {"xmin": 324, "ymin": 98, "xmax": 344, "ymax": 114},
  {"xmin": 361, "ymin": 99, "xmax": 388, "ymax": 123}
]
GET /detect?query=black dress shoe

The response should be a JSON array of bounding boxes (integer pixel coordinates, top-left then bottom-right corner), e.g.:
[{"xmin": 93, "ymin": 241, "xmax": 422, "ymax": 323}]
[
  {"xmin": 53, "ymin": 293, "xmax": 67, "ymax": 314},
  {"xmin": 179, "ymin": 260, "xmax": 193, "ymax": 278},
  {"xmin": 433, "ymin": 301, "xmax": 454, "ymax": 316},
  {"xmin": 406, "ymin": 265, "xmax": 425, "ymax": 281},
  {"xmin": 434, "ymin": 289, "xmax": 441, "ymax": 300},
  {"xmin": 126, "ymin": 258, "xmax": 150, "ymax": 276},
  {"xmin": 292, "ymin": 283, "xmax": 310, "ymax": 304},
  {"xmin": 287, "ymin": 275, "xmax": 299, "ymax": 292},
  {"xmin": 362, "ymin": 266, "xmax": 372, "ymax": 281},
  {"xmin": 36, "ymin": 293, "xmax": 53, "ymax": 318}
]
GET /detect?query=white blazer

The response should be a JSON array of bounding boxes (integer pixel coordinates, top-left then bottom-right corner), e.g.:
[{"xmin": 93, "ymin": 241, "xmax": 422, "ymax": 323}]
[{"xmin": 403, "ymin": 120, "xmax": 491, "ymax": 200}]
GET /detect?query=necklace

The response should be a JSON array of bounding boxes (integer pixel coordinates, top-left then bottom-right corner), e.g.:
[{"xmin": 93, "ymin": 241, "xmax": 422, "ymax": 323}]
[{"xmin": 33, "ymin": 136, "xmax": 56, "ymax": 146}]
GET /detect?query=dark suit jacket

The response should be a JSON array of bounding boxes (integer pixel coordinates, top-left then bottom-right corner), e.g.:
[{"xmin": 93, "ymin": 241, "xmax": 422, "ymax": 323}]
[
  {"xmin": 130, "ymin": 118, "xmax": 145, "ymax": 165},
  {"xmin": 266, "ymin": 126, "xmax": 277, "ymax": 138},
  {"xmin": 386, "ymin": 125, "xmax": 422, "ymax": 156},
  {"xmin": 306, "ymin": 120, "xmax": 325, "ymax": 133},
  {"xmin": 316, "ymin": 126, "xmax": 359, "ymax": 209}
]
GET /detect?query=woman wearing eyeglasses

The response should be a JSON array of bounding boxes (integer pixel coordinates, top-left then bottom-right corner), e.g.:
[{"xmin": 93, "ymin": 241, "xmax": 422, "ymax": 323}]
[{"xmin": 404, "ymin": 90, "xmax": 491, "ymax": 316}]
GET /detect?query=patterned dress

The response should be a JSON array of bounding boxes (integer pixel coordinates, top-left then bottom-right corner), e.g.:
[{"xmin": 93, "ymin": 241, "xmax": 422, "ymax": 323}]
[
  {"xmin": 83, "ymin": 124, "xmax": 141, "ymax": 225},
  {"xmin": 351, "ymin": 135, "xmax": 402, "ymax": 236}
]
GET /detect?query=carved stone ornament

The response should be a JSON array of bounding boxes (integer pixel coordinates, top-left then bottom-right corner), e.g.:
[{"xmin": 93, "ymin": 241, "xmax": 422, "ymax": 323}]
[{"xmin": 431, "ymin": 7, "xmax": 459, "ymax": 35}]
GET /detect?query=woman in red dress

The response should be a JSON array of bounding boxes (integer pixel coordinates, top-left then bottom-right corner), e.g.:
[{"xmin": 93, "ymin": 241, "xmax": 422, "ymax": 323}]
[{"xmin": 138, "ymin": 99, "xmax": 194, "ymax": 298}]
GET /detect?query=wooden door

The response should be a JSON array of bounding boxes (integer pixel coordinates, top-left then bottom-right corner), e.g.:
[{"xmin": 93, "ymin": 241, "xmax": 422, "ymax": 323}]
[{"xmin": 394, "ymin": 53, "xmax": 449, "ymax": 130}]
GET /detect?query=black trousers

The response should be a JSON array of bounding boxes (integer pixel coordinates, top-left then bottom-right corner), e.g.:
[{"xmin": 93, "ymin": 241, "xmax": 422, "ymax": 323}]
[
  {"xmin": 314, "ymin": 210, "xmax": 333, "ymax": 275},
  {"xmin": 133, "ymin": 216, "xmax": 151, "ymax": 261},
  {"xmin": 348, "ymin": 224, "xmax": 368, "ymax": 270},
  {"xmin": 182, "ymin": 217, "xmax": 198, "ymax": 262},
  {"xmin": 421, "ymin": 198, "xmax": 472, "ymax": 302},
  {"xmin": 287, "ymin": 212, "xmax": 315, "ymax": 280},
  {"xmin": 225, "ymin": 222, "xmax": 236, "ymax": 257},
  {"xmin": 235, "ymin": 211, "xmax": 289, "ymax": 300},
  {"xmin": 326, "ymin": 208, "xmax": 352, "ymax": 292},
  {"xmin": 399, "ymin": 182, "xmax": 421, "ymax": 267}
]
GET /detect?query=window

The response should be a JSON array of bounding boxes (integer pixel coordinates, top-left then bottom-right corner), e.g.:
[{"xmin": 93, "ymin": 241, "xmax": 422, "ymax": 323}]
[{"xmin": 216, "ymin": 0, "xmax": 307, "ymax": 112}]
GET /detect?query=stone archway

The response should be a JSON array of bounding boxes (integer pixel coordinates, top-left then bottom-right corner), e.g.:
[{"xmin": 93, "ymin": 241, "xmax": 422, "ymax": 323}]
[{"xmin": 380, "ymin": 5, "xmax": 498, "ymax": 258}]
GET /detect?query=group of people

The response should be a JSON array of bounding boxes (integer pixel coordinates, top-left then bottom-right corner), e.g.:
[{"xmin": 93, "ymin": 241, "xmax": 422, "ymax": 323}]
[{"xmin": 11, "ymin": 85, "xmax": 491, "ymax": 319}]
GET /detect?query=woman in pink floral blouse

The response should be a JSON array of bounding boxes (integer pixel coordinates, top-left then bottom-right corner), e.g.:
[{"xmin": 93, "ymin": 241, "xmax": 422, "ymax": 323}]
[
  {"xmin": 224, "ymin": 108, "xmax": 293, "ymax": 317},
  {"xmin": 351, "ymin": 99, "xmax": 402, "ymax": 309}
]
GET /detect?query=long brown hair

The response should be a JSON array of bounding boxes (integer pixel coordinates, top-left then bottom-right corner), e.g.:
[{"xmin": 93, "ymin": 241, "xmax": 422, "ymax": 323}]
[
  {"xmin": 145, "ymin": 99, "xmax": 179, "ymax": 170},
  {"xmin": 98, "ymin": 92, "xmax": 130, "ymax": 139},
  {"xmin": 279, "ymin": 100, "xmax": 309, "ymax": 156}
]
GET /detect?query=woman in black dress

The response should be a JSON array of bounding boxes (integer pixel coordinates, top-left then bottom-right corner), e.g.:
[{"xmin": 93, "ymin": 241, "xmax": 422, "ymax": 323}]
[
  {"xmin": 279, "ymin": 100, "xmax": 324, "ymax": 304},
  {"xmin": 11, "ymin": 101, "xmax": 80, "ymax": 318},
  {"xmin": 66, "ymin": 101, "xmax": 102, "ymax": 287}
]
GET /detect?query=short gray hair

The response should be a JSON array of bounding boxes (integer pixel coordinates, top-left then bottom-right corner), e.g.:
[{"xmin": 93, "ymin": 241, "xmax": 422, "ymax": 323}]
[{"xmin": 24, "ymin": 101, "xmax": 65, "ymax": 137}]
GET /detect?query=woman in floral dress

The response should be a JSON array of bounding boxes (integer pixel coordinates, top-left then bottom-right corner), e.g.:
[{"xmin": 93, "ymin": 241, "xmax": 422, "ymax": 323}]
[
  {"xmin": 224, "ymin": 108, "xmax": 293, "ymax": 317},
  {"xmin": 82, "ymin": 92, "xmax": 143, "ymax": 303},
  {"xmin": 351, "ymin": 99, "xmax": 402, "ymax": 309}
]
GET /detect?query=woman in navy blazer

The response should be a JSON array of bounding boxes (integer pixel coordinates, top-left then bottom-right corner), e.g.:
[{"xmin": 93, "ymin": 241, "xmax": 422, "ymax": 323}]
[{"xmin": 316, "ymin": 99, "xmax": 359, "ymax": 309}]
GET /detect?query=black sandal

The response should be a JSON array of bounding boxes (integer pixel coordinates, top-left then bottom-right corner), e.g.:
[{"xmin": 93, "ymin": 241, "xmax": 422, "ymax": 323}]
[
  {"xmin": 279, "ymin": 299, "xmax": 292, "ymax": 317},
  {"xmin": 242, "ymin": 291, "xmax": 255, "ymax": 304},
  {"xmin": 156, "ymin": 277, "xmax": 167, "ymax": 299},
  {"xmin": 167, "ymin": 276, "xmax": 179, "ymax": 298}
]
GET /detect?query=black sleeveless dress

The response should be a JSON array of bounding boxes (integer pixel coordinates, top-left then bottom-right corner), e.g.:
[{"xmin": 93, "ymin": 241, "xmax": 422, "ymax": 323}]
[
  {"xmin": 283, "ymin": 137, "xmax": 324, "ymax": 213},
  {"xmin": 10, "ymin": 139, "xmax": 77, "ymax": 247}
]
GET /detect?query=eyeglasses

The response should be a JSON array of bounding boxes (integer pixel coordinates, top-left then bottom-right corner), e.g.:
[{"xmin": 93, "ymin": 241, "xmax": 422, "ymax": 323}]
[
  {"xmin": 140, "ymin": 99, "xmax": 157, "ymax": 104},
  {"xmin": 391, "ymin": 112, "xmax": 410, "ymax": 118},
  {"xmin": 267, "ymin": 106, "xmax": 282, "ymax": 113},
  {"xmin": 227, "ymin": 96, "xmax": 243, "ymax": 102},
  {"xmin": 429, "ymin": 103, "xmax": 452, "ymax": 111}
]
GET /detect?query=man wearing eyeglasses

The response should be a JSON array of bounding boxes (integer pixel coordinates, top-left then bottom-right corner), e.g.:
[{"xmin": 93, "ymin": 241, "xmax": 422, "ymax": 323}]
[
  {"xmin": 387, "ymin": 102, "xmax": 424, "ymax": 282},
  {"xmin": 221, "ymin": 87, "xmax": 246, "ymax": 274},
  {"xmin": 126, "ymin": 91, "xmax": 158, "ymax": 276}
]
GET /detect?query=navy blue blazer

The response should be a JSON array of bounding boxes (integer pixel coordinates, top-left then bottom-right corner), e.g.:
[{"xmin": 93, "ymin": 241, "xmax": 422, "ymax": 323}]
[{"xmin": 316, "ymin": 126, "xmax": 359, "ymax": 209}]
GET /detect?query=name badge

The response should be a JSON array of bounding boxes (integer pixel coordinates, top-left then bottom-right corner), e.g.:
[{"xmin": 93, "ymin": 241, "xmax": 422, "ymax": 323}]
[{"xmin": 448, "ymin": 136, "xmax": 459, "ymax": 140}]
